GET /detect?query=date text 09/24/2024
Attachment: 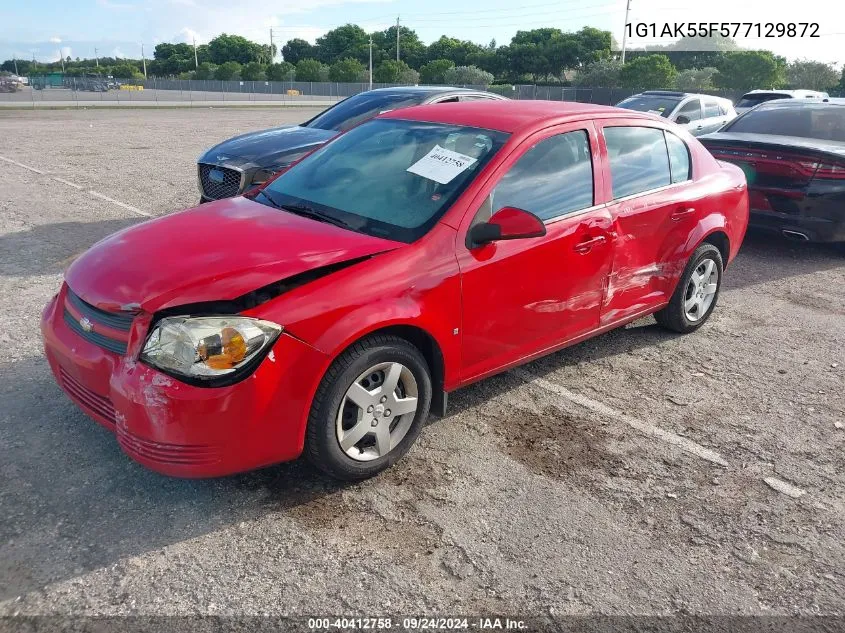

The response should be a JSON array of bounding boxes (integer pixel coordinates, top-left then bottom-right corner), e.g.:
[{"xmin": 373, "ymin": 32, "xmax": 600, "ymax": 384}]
[
  {"xmin": 625, "ymin": 22, "xmax": 820, "ymax": 39},
  {"xmin": 307, "ymin": 618, "xmax": 528, "ymax": 630}
]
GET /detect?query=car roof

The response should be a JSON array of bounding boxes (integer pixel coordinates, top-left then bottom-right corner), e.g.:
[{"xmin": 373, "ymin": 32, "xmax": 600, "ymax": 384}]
[
  {"xmin": 741, "ymin": 89, "xmax": 827, "ymax": 97},
  {"xmin": 367, "ymin": 86, "xmax": 481, "ymax": 95},
  {"xmin": 754, "ymin": 98, "xmax": 845, "ymax": 110},
  {"xmin": 637, "ymin": 90, "xmax": 732, "ymax": 104},
  {"xmin": 378, "ymin": 100, "xmax": 644, "ymax": 133}
]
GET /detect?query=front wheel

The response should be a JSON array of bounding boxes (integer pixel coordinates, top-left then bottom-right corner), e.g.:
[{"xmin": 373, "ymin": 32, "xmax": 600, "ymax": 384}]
[
  {"xmin": 654, "ymin": 243, "xmax": 723, "ymax": 333},
  {"xmin": 305, "ymin": 335, "xmax": 432, "ymax": 481}
]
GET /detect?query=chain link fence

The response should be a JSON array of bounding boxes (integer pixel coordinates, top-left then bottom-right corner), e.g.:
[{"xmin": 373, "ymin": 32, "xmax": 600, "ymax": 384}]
[{"xmin": 6, "ymin": 77, "xmax": 834, "ymax": 107}]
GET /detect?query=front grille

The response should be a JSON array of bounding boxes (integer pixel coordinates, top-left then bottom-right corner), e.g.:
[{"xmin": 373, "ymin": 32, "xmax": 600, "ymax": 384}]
[
  {"xmin": 59, "ymin": 366, "xmax": 117, "ymax": 426},
  {"xmin": 63, "ymin": 289, "xmax": 135, "ymax": 355},
  {"xmin": 198, "ymin": 163, "xmax": 242, "ymax": 200},
  {"xmin": 66, "ymin": 290, "xmax": 134, "ymax": 331}
]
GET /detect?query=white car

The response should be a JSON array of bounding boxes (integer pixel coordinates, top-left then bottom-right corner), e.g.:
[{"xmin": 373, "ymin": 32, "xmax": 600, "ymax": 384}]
[
  {"xmin": 615, "ymin": 91, "xmax": 737, "ymax": 136},
  {"xmin": 734, "ymin": 89, "xmax": 829, "ymax": 115}
]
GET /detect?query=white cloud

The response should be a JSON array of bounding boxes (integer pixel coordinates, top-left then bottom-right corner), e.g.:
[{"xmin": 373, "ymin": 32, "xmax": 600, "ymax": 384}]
[
  {"xmin": 49, "ymin": 37, "xmax": 62, "ymax": 43},
  {"xmin": 112, "ymin": 47, "xmax": 125, "ymax": 58},
  {"xmin": 176, "ymin": 27, "xmax": 204, "ymax": 45}
]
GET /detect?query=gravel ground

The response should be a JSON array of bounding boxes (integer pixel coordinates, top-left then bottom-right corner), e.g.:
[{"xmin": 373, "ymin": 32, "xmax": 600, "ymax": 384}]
[{"xmin": 0, "ymin": 109, "xmax": 843, "ymax": 623}]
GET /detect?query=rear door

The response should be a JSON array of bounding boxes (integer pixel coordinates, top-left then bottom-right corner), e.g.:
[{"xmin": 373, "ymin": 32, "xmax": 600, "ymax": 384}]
[
  {"xmin": 701, "ymin": 99, "xmax": 729, "ymax": 135},
  {"xmin": 596, "ymin": 121, "xmax": 700, "ymax": 325}
]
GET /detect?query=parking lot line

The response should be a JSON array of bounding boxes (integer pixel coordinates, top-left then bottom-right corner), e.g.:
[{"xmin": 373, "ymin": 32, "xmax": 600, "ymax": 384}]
[
  {"xmin": 0, "ymin": 155, "xmax": 151, "ymax": 218},
  {"xmin": 513, "ymin": 368, "xmax": 730, "ymax": 467}
]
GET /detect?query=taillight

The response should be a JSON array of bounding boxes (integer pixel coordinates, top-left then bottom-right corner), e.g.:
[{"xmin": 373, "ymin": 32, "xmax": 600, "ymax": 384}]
[{"xmin": 813, "ymin": 162, "xmax": 845, "ymax": 180}]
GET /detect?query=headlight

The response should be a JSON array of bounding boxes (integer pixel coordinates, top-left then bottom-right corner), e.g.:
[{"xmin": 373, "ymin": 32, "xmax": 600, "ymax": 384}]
[
  {"xmin": 141, "ymin": 316, "xmax": 282, "ymax": 382},
  {"xmin": 251, "ymin": 151, "xmax": 311, "ymax": 185}
]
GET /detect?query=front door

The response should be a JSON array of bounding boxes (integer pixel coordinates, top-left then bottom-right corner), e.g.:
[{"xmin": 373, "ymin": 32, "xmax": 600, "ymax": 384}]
[{"xmin": 457, "ymin": 123, "xmax": 614, "ymax": 383}]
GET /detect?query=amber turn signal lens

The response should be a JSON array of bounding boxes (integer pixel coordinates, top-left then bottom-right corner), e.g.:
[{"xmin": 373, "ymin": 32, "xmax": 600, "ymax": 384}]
[{"xmin": 199, "ymin": 326, "xmax": 248, "ymax": 370}]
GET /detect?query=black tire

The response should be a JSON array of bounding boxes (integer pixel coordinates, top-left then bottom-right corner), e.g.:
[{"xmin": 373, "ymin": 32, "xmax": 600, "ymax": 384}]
[
  {"xmin": 305, "ymin": 334, "xmax": 432, "ymax": 481},
  {"xmin": 654, "ymin": 243, "xmax": 724, "ymax": 333}
]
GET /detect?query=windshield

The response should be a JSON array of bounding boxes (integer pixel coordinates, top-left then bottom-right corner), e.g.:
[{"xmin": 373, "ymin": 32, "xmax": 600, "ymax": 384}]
[
  {"xmin": 615, "ymin": 95, "xmax": 682, "ymax": 117},
  {"xmin": 305, "ymin": 92, "xmax": 428, "ymax": 132},
  {"xmin": 260, "ymin": 118, "xmax": 509, "ymax": 243},
  {"xmin": 724, "ymin": 105, "xmax": 845, "ymax": 141},
  {"xmin": 736, "ymin": 93, "xmax": 791, "ymax": 109}
]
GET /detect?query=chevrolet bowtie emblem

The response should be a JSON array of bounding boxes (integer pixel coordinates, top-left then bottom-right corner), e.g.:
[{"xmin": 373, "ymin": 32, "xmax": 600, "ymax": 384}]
[{"xmin": 79, "ymin": 317, "xmax": 94, "ymax": 332}]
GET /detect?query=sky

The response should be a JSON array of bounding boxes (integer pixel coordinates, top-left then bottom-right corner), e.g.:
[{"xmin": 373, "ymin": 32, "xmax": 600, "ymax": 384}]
[{"xmin": 1, "ymin": 0, "xmax": 843, "ymax": 65}]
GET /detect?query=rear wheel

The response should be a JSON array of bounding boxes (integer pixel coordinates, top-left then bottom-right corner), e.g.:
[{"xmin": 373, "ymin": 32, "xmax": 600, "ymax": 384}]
[
  {"xmin": 305, "ymin": 335, "xmax": 432, "ymax": 480},
  {"xmin": 654, "ymin": 243, "xmax": 723, "ymax": 333}
]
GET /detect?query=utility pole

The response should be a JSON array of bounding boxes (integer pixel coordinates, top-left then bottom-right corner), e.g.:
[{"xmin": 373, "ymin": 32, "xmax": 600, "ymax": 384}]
[
  {"xmin": 193, "ymin": 38, "xmax": 198, "ymax": 68},
  {"xmin": 396, "ymin": 16, "xmax": 400, "ymax": 62},
  {"xmin": 141, "ymin": 43, "xmax": 147, "ymax": 78},
  {"xmin": 369, "ymin": 35, "xmax": 373, "ymax": 89},
  {"xmin": 59, "ymin": 48, "xmax": 65, "ymax": 73},
  {"xmin": 269, "ymin": 28, "xmax": 274, "ymax": 64},
  {"xmin": 620, "ymin": 0, "xmax": 631, "ymax": 64},
  {"xmin": 94, "ymin": 47, "xmax": 99, "ymax": 68},
  {"xmin": 13, "ymin": 59, "xmax": 18, "ymax": 75}
]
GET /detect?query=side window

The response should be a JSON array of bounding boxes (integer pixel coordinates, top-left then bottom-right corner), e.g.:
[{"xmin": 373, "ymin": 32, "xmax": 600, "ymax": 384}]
[
  {"xmin": 480, "ymin": 130, "xmax": 594, "ymax": 223},
  {"xmin": 718, "ymin": 103, "xmax": 729, "ymax": 116},
  {"xmin": 675, "ymin": 99, "xmax": 702, "ymax": 122},
  {"xmin": 704, "ymin": 101, "xmax": 721, "ymax": 118},
  {"xmin": 604, "ymin": 126, "xmax": 671, "ymax": 199},
  {"xmin": 664, "ymin": 131, "xmax": 691, "ymax": 183}
]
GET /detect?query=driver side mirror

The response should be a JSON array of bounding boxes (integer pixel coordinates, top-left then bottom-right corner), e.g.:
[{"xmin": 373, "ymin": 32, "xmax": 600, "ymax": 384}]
[
  {"xmin": 467, "ymin": 207, "xmax": 546, "ymax": 248},
  {"xmin": 675, "ymin": 115, "xmax": 691, "ymax": 125}
]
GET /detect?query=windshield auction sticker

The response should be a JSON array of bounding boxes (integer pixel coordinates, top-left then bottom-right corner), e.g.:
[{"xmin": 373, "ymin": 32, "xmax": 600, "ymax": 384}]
[{"xmin": 407, "ymin": 144, "xmax": 478, "ymax": 184}]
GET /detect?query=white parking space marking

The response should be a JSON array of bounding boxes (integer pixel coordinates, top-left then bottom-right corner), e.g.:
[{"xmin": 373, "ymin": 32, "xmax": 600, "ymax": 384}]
[
  {"xmin": 51, "ymin": 177, "xmax": 83, "ymax": 190},
  {"xmin": 513, "ymin": 368, "xmax": 730, "ymax": 467},
  {"xmin": 0, "ymin": 155, "xmax": 151, "ymax": 218},
  {"xmin": 0, "ymin": 155, "xmax": 44, "ymax": 174},
  {"xmin": 86, "ymin": 190, "xmax": 151, "ymax": 217}
]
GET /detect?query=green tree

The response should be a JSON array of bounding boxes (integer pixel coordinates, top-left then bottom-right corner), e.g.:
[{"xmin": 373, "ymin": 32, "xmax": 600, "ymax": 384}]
[
  {"xmin": 419, "ymin": 59, "xmax": 455, "ymax": 84},
  {"xmin": 373, "ymin": 26, "xmax": 427, "ymax": 69},
  {"xmin": 329, "ymin": 57, "xmax": 366, "ymax": 82},
  {"xmin": 214, "ymin": 61, "xmax": 242, "ymax": 80},
  {"xmin": 715, "ymin": 51, "xmax": 785, "ymax": 89},
  {"xmin": 674, "ymin": 67, "xmax": 719, "ymax": 91},
  {"xmin": 786, "ymin": 59, "xmax": 839, "ymax": 91},
  {"xmin": 295, "ymin": 58, "xmax": 327, "ymax": 81},
  {"xmin": 443, "ymin": 65, "xmax": 493, "ymax": 86},
  {"xmin": 620, "ymin": 54, "xmax": 677, "ymax": 89},
  {"xmin": 573, "ymin": 59, "xmax": 622, "ymax": 87},
  {"xmin": 208, "ymin": 34, "xmax": 262, "ymax": 65},
  {"xmin": 374, "ymin": 59, "xmax": 418, "ymax": 84},
  {"xmin": 194, "ymin": 62, "xmax": 216, "ymax": 80},
  {"xmin": 111, "ymin": 63, "xmax": 139, "ymax": 79},
  {"xmin": 426, "ymin": 36, "xmax": 483, "ymax": 66},
  {"xmin": 240, "ymin": 61, "xmax": 266, "ymax": 80},
  {"xmin": 266, "ymin": 61, "xmax": 295, "ymax": 81},
  {"xmin": 282, "ymin": 39, "xmax": 315, "ymax": 65},
  {"xmin": 316, "ymin": 25, "xmax": 370, "ymax": 64}
]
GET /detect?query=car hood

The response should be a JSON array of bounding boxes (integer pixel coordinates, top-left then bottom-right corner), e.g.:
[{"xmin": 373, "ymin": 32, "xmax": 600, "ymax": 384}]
[
  {"xmin": 65, "ymin": 196, "xmax": 400, "ymax": 313},
  {"xmin": 198, "ymin": 125, "xmax": 337, "ymax": 169}
]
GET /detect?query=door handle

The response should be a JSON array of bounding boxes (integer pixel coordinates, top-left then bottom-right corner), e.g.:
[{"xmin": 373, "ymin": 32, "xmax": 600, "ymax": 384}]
[
  {"xmin": 671, "ymin": 206, "xmax": 696, "ymax": 221},
  {"xmin": 574, "ymin": 235, "xmax": 607, "ymax": 253}
]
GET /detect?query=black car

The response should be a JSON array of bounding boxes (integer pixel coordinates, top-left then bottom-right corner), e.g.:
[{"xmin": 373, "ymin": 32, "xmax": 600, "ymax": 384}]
[
  {"xmin": 700, "ymin": 99, "xmax": 845, "ymax": 243},
  {"xmin": 197, "ymin": 86, "xmax": 507, "ymax": 203}
]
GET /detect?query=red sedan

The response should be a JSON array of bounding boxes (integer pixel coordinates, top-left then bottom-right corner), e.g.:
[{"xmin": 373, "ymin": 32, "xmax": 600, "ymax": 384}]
[{"xmin": 41, "ymin": 101, "xmax": 749, "ymax": 480}]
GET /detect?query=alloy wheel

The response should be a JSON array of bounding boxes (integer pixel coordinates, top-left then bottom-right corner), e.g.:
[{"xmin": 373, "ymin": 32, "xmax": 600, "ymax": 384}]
[
  {"xmin": 335, "ymin": 362, "xmax": 419, "ymax": 461},
  {"xmin": 684, "ymin": 258, "xmax": 719, "ymax": 322}
]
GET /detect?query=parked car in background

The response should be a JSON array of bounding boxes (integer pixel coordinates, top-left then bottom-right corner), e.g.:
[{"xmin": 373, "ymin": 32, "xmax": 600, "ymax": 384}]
[
  {"xmin": 43, "ymin": 101, "xmax": 748, "ymax": 480},
  {"xmin": 701, "ymin": 98, "xmax": 845, "ymax": 243},
  {"xmin": 615, "ymin": 91, "xmax": 736, "ymax": 136},
  {"xmin": 196, "ymin": 86, "xmax": 508, "ymax": 203},
  {"xmin": 734, "ymin": 89, "xmax": 829, "ymax": 115}
]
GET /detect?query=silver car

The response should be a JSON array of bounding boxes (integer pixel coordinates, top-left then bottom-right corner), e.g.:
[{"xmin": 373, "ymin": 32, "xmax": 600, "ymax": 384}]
[{"xmin": 615, "ymin": 91, "xmax": 737, "ymax": 136}]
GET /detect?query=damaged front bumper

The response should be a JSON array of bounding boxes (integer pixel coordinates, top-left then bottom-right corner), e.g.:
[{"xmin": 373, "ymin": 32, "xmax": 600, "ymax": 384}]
[{"xmin": 41, "ymin": 285, "xmax": 329, "ymax": 477}]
